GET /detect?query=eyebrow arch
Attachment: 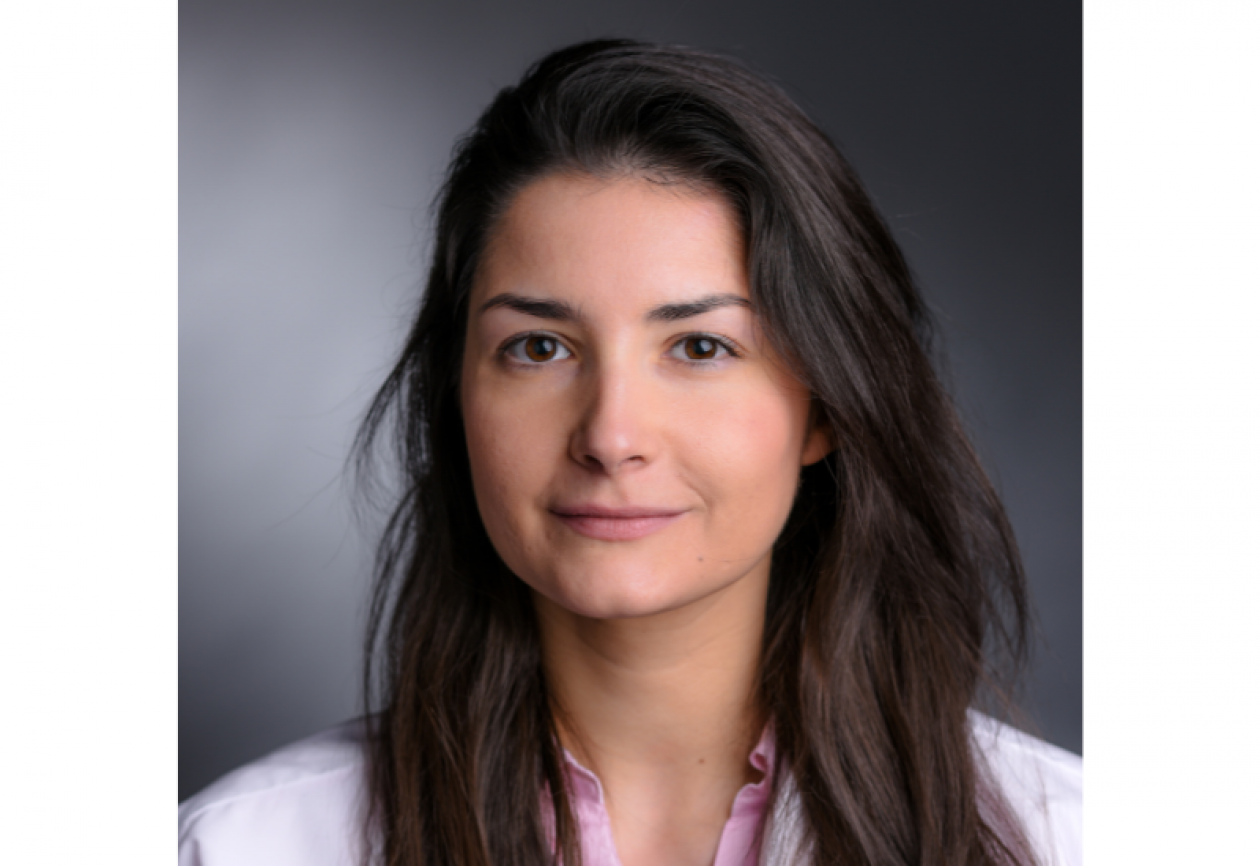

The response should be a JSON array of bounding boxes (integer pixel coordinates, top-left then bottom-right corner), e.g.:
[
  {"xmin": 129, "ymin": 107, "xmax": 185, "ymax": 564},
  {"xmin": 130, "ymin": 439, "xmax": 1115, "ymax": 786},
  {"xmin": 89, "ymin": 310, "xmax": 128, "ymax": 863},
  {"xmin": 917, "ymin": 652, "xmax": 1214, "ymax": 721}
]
[
  {"xmin": 478, "ymin": 291, "xmax": 751, "ymax": 323},
  {"xmin": 479, "ymin": 293, "xmax": 583, "ymax": 322},
  {"xmin": 646, "ymin": 293, "xmax": 751, "ymax": 322}
]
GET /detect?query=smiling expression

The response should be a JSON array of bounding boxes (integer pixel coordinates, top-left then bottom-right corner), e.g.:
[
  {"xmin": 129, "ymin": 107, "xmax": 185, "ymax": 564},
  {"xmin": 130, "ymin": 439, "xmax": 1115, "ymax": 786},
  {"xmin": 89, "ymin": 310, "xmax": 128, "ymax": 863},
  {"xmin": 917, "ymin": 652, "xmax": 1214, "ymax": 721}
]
[{"xmin": 460, "ymin": 172, "xmax": 829, "ymax": 620}]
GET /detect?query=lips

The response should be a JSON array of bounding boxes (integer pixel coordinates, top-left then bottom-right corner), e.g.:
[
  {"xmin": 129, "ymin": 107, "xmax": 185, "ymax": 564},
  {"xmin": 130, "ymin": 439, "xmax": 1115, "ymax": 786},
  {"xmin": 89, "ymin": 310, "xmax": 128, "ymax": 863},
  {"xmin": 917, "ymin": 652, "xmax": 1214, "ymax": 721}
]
[{"xmin": 549, "ymin": 504, "xmax": 687, "ymax": 542}]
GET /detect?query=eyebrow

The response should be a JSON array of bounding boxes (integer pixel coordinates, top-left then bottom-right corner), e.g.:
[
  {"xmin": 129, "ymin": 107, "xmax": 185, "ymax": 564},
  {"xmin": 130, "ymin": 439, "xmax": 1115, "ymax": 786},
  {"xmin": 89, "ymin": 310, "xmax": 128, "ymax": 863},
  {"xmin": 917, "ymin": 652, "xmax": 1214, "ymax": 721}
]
[
  {"xmin": 478, "ymin": 292, "xmax": 750, "ymax": 323},
  {"xmin": 479, "ymin": 293, "xmax": 581, "ymax": 321},
  {"xmin": 645, "ymin": 293, "xmax": 751, "ymax": 322}
]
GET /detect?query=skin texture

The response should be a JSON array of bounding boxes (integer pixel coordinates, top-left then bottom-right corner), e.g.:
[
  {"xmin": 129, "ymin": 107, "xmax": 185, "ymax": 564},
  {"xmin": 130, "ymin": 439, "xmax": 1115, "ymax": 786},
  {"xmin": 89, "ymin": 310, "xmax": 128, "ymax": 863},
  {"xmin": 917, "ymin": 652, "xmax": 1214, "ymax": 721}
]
[{"xmin": 460, "ymin": 173, "xmax": 829, "ymax": 865}]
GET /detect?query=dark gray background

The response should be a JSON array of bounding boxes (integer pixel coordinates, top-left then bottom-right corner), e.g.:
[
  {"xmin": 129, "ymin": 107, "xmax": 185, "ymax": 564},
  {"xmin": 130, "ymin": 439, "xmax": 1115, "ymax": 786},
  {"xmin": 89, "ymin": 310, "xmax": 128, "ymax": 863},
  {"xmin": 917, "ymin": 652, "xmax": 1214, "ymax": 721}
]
[{"xmin": 180, "ymin": 0, "xmax": 1081, "ymax": 801}]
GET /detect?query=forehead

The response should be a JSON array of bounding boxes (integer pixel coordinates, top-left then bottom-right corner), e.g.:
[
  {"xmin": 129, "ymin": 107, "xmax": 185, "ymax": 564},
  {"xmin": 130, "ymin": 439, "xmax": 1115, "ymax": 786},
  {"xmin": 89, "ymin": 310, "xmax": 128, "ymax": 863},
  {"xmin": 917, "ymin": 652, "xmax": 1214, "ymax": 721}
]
[{"xmin": 474, "ymin": 173, "xmax": 747, "ymax": 310}]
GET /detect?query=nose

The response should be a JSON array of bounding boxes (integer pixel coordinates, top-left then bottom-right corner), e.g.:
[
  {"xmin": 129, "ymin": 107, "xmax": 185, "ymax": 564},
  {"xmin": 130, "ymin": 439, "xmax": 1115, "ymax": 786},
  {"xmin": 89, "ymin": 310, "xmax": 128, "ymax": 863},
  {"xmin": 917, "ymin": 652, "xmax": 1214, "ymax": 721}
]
[{"xmin": 569, "ymin": 359, "xmax": 655, "ymax": 475}]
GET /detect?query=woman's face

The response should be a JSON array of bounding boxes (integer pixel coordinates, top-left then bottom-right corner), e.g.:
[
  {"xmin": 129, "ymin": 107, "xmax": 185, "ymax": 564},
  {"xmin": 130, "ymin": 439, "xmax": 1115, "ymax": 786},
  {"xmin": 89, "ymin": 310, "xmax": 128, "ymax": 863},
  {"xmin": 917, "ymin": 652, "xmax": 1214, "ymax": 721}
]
[{"xmin": 461, "ymin": 173, "xmax": 829, "ymax": 620}]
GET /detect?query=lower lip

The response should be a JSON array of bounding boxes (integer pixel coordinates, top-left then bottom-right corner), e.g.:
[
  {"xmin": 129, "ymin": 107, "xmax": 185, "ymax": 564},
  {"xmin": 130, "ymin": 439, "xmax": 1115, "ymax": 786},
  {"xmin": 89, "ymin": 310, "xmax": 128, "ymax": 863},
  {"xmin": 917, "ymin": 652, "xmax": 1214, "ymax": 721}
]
[{"xmin": 552, "ymin": 512, "xmax": 685, "ymax": 542}]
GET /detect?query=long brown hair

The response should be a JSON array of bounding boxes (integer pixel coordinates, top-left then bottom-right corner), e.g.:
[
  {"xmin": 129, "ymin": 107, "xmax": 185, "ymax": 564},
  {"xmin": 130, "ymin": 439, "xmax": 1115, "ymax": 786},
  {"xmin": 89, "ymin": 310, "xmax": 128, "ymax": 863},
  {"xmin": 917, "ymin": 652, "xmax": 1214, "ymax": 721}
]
[{"xmin": 355, "ymin": 39, "xmax": 1033, "ymax": 865}]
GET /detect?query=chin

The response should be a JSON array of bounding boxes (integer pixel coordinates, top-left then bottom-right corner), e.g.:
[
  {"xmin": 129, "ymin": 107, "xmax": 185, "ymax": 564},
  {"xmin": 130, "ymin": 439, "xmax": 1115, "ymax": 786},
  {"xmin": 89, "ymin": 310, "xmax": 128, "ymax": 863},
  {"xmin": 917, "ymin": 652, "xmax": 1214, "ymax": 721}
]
[{"xmin": 530, "ymin": 563, "xmax": 727, "ymax": 621}]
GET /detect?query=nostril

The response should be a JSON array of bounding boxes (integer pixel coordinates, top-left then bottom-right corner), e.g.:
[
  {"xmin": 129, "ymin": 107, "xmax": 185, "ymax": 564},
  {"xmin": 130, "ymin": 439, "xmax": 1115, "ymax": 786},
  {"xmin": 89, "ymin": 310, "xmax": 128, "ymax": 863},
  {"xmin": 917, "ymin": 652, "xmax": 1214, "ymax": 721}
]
[{"xmin": 578, "ymin": 451, "xmax": 644, "ymax": 474}]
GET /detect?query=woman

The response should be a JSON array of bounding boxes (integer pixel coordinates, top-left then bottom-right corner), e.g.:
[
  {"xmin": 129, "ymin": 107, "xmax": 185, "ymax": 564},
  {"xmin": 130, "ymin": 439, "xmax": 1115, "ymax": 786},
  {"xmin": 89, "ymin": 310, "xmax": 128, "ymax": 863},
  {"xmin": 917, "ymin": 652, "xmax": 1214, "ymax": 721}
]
[{"xmin": 179, "ymin": 39, "xmax": 1081, "ymax": 865}]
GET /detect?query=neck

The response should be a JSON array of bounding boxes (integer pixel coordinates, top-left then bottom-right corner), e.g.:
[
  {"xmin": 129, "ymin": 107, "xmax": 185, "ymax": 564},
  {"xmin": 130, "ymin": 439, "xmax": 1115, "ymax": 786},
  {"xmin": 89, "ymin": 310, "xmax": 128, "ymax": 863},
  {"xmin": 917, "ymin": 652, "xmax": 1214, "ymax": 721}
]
[{"xmin": 533, "ymin": 566, "xmax": 769, "ymax": 793}]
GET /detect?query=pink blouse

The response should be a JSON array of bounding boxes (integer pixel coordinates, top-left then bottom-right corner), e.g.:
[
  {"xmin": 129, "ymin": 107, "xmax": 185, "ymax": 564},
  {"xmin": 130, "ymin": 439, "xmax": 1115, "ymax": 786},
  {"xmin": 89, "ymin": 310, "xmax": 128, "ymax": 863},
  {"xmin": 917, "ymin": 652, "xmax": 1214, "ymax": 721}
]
[
  {"xmin": 554, "ymin": 726, "xmax": 775, "ymax": 866},
  {"xmin": 178, "ymin": 713, "xmax": 1083, "ymax": 865}
]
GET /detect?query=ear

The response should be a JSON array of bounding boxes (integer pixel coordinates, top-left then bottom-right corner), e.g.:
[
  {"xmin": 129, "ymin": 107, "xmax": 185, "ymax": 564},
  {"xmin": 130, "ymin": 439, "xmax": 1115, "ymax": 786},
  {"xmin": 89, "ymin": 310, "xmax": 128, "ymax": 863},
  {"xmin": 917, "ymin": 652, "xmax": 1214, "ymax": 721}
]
[{"xmin": 800, "ymin": 403, "xmax": 834, "ymax": 467}]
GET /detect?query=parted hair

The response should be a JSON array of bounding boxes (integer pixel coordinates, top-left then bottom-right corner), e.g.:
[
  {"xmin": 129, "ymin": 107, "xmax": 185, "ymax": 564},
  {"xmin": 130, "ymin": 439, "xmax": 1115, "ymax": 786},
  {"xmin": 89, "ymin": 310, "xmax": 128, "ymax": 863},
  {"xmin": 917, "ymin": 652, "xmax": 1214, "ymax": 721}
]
[{"xmin": 355, "ymin": 39, "xmax": 1034, "ymax": 866}]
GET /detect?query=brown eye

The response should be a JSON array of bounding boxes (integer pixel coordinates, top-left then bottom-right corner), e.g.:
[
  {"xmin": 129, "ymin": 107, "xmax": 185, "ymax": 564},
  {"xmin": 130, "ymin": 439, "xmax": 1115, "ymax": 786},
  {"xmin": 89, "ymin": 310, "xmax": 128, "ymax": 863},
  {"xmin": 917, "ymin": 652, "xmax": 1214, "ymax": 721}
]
[
  {"xmin": 684, "ymin": 337, "xmax": 718, "ymax": 360},
  {"xmin": 668, "ymin": 335, "xmax": 734, "ymax": 363},
  {"xmin": 505, "ymin": 334, "xmax": 572, "ymax": 364},
  {"xmin": 668, "ymin": 334, "xmax": 737, "ymax": 364},
  {"xmin": 525, "ymin": 336, "xmax": 558, "ymax": 361}
]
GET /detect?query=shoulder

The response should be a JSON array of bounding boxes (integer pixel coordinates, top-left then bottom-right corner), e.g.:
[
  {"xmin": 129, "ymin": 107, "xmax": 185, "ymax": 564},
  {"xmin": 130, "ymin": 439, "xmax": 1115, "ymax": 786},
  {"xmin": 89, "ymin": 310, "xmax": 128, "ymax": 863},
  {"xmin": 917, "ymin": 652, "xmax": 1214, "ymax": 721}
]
[
  {"xmin": 178, "ymin": 718, "xmax": 374, "ymax": 866},
  {"xmin": 968, "ymin": 712, "xmax": 1083, "ymax": 866}
]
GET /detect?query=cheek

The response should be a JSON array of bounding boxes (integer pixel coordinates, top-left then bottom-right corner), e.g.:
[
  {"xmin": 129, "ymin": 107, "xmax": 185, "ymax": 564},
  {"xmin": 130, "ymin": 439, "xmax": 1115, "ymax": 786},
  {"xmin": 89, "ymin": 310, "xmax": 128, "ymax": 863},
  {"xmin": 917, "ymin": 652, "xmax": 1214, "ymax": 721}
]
[
  {"xmin": 683, "ymin": 385, "xmax": 809, "ymax": 515},
  {"xmin": 461, "ymin": 373, "xmax": 563, "ymax": 542},
  {"xmin": 463, "ymin": 386, "xmax": 525, "ymax": 506}
]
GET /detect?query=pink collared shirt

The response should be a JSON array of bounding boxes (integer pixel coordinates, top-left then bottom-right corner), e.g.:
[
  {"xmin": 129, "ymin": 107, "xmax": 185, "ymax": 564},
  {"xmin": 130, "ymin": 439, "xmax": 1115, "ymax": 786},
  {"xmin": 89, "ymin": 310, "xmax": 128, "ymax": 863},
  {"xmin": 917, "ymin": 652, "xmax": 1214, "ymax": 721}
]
[
  {"xmin": 178, "ymin": 714, "xmax": 1083, "ymax": 866},
  {"xmin": 554, "ymin": 726, "xmax": 775, "ymax": 866}
]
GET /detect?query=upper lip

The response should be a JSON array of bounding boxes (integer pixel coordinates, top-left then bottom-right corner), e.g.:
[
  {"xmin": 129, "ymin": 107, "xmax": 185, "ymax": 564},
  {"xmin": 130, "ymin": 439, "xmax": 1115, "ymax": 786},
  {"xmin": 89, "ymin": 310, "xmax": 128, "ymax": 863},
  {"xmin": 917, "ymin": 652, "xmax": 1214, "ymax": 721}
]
[{"xmin": 550, "ymin": 504, "xmax": 687, "ymax": 519}]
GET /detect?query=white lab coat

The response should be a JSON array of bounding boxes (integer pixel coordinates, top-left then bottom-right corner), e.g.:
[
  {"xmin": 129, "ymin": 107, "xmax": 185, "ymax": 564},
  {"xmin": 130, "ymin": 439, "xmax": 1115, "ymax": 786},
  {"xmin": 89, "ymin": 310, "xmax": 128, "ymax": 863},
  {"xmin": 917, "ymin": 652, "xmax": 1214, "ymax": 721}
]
[{"xmin": 179, "ymin": 712, "xmax": 1082, "ymax": 865}]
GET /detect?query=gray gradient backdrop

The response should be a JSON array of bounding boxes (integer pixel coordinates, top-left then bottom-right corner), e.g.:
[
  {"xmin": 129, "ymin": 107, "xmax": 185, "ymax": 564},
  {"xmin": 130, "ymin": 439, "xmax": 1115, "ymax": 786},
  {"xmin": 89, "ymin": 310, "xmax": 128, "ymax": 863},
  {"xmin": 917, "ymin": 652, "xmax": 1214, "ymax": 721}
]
[{"xmin": 180, "ymin": 0, "xmax": 1081, "ymax": 801}]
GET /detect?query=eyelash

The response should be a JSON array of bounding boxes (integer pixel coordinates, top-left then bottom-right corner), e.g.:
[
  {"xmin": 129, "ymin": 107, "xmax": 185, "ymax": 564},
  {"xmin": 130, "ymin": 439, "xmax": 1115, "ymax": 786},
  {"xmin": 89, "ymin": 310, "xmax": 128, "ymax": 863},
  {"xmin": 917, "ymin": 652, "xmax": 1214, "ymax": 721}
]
[
  {"xmin": 499, "ymin": 332, "xmax": 574, "ymax": 365},
  {"xmin": 498, "ymin": 331, "xmax": 742, "ymax": 365},
  {"xmin": 667, "ymin": 333, "xmax": 740, "ymax": 363}
]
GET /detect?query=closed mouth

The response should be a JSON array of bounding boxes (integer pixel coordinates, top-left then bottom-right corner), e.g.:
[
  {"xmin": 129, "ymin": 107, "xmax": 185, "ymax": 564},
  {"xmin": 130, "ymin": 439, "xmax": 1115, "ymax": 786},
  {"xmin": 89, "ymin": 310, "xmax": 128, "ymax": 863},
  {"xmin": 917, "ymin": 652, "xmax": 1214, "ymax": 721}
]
[{"xmin": 549, "ymin": 505, "xmax": 687, "ymax": 541}]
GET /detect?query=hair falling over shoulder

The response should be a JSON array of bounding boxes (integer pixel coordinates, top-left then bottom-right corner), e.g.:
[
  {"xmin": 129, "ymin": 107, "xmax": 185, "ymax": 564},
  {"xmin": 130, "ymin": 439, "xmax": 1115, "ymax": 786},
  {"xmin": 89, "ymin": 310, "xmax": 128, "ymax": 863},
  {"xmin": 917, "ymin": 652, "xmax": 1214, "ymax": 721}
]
[{"xmin": 353, "ymin": 39, "xmax": 1036, "ymax": 866}]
